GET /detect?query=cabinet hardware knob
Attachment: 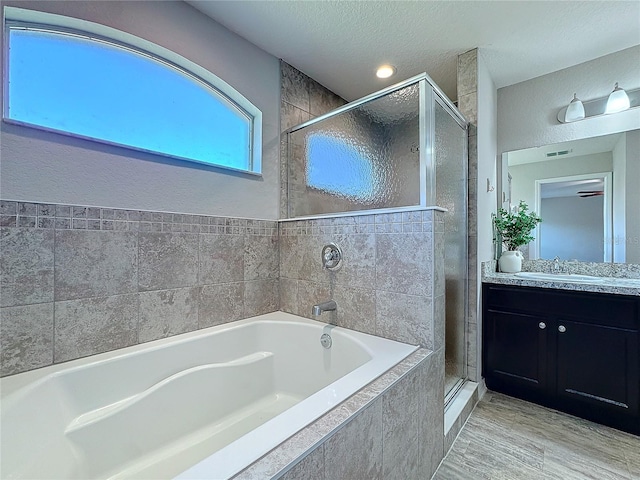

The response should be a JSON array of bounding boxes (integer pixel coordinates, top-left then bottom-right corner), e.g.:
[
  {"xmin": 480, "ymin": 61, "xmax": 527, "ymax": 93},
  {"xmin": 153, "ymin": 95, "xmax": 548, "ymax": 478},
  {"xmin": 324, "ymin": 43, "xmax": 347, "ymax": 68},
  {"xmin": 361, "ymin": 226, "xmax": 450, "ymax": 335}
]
[
  {"xmin": 558, "ymin": 325, "xmax": 566, "ymax": 333},
  {"xmin": 539, "ymin": 322, "xmax": 546, "ymax": 329}
]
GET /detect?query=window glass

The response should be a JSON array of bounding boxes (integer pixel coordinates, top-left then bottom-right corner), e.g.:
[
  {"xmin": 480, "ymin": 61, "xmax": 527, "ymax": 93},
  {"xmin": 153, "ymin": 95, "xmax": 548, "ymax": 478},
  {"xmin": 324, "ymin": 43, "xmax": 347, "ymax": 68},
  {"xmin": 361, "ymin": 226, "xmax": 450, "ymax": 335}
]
[{"xmin": 6, "ymin": 27, "xmax": 258, "ymax": 173}]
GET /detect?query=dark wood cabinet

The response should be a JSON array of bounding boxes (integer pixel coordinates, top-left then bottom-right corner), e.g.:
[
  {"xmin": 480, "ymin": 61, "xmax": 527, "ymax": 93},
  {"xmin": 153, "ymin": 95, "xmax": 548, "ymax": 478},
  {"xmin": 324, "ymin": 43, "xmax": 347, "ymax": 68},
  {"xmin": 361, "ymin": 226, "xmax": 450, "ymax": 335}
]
[
  {"xmin": 483, "ymin": 283, "xmax": 640, "ymax": 435},
  {"xmin": 484, "ymin": 309, "xmax": 548, "ymax": 396}
]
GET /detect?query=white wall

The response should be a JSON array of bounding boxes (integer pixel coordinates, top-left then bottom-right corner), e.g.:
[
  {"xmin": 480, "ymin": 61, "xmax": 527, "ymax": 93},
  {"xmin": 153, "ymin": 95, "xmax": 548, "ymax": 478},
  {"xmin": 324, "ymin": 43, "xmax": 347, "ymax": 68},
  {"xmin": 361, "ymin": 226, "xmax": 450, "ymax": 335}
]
[
  {"xmin": 498, "ymin": 46, "xmax": 640, "ymax": 155},
  {"xmin": 477, "ymin": 52, "xmax": 498, "ymax": 264},
  {"xmin": 509, "ymin": 152, "xmax": 613, "ymax": 211},
  {"xmin": 612, "ymin": 135, "xmax": 626, "ymax": 262},
  {"xmin": 625, "ymin": 130, "xmax": 640, "ymax": 263},
  {"xmin": 0, "ymin": 1, "xmax": 281, "ymax": 219},
  {"xmin": 540, "ymin": 195, "xmax": 604, "ymax": 262}
]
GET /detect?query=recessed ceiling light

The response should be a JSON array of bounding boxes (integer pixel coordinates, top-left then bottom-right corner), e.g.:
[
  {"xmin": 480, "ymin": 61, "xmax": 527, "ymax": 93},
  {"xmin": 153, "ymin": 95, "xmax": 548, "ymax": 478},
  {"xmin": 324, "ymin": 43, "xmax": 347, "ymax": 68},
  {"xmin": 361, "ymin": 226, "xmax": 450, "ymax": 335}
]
[{"xmin": 376, "ymin": 65, "xmax": 396, "ymax": 79}]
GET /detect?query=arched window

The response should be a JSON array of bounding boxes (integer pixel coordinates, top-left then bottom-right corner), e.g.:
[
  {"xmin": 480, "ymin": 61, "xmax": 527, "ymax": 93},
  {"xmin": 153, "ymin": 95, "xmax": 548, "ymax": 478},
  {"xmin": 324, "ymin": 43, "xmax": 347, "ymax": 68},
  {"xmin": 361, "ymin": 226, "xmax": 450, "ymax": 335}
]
[{"xmin": 3, "ymin": 8, "xmax": 262, "ymax": 174}]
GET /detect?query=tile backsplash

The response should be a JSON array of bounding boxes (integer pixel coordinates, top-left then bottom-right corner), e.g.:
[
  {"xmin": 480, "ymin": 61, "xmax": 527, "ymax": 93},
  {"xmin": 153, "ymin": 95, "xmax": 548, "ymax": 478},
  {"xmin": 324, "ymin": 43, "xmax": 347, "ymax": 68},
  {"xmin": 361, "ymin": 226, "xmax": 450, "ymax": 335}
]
[
  {"xmin": 0, "ymin": 200, "xmax": 279, "ymax": 376},
  {"xmin": 484, "ymin": 258, "xmax": 640, "ymax": 279},
  {"xmin": 523, "ymin": 259, "xmax": 640, "ymax": 278}
]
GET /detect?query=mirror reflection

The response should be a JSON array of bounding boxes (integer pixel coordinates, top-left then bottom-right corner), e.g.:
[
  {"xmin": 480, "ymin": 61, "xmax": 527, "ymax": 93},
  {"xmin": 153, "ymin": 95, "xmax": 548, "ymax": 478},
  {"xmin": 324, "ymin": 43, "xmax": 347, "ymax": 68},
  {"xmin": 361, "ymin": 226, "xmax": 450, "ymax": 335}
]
[{"xmin": 502, "ymin": 130, "xmax": 639, "ymax": 263}]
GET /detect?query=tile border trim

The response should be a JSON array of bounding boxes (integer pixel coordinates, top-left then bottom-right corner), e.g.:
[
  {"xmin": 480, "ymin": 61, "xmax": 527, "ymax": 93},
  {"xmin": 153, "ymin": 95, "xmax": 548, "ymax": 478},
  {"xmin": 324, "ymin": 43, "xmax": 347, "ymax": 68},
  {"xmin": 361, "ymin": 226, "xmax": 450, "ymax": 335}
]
[{"xmin": 0, "ymin": 200, "xmax": 277, "ymax": 235}]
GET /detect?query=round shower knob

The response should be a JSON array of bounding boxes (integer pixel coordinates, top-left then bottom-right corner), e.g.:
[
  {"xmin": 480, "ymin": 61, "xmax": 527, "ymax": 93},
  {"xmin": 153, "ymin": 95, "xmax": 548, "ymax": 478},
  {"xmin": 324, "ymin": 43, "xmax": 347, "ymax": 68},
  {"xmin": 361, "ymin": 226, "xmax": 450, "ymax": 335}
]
[{"xmin": 321, "ymin": 243, "xmax": 342, "ymax": 270}]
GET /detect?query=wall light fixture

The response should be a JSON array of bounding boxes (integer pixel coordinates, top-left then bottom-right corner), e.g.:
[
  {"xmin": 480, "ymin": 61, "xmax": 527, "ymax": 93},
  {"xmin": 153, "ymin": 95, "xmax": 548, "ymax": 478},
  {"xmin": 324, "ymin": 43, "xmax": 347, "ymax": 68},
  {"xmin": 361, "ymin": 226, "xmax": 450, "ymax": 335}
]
[
  {"xmin": 563, "ymin": 94, "xmax": 585, "ymax": 122},
  {"xmin": 557, "ymin": 84, "xmax": 639, "ymax": 123},
  {"xmin": 604, "ymin": 82, "xmax": 631, "ymax": 114}
]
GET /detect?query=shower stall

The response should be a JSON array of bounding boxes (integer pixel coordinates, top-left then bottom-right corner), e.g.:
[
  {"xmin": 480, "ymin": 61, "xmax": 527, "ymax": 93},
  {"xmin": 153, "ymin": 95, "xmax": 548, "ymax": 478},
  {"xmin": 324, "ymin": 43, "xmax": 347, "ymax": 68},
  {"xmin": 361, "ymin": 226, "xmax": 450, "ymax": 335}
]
[{"xmin": 285, "ymin": 74, "xmax": 468, "ymax": 401}]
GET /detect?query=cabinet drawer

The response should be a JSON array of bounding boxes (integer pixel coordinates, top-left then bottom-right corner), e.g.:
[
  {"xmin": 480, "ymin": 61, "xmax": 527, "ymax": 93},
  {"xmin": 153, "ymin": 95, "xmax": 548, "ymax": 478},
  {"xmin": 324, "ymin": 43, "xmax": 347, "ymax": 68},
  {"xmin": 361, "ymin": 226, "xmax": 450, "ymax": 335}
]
[{"xmin": 484, "ymin": 284, "xmax": 638, "ymax": 329}]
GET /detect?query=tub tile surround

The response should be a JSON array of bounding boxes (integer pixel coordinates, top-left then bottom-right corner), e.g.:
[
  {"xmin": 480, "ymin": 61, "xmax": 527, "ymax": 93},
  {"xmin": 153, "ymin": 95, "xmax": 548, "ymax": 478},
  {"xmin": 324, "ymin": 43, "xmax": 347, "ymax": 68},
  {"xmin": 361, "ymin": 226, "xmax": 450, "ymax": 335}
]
[
  {"xmin": 54, "ymin": 293, "xmax": 139, "ymax": 363},
  {"xmin": 279, "ymin": 210, "xmax": 445, "ymax": 351},
  {"xmin": 0, "ymin": 227, "xmax": 54, "ymax": 307},
  {"xmin": 234, "ymin": 348, "xmax": 445, "ymax": 480},
  {"xmin": 325, "ymin": 399, "xmax": 383, "ymax": 479},
  {"xmin": 0, "ymin": 200, "xmax": 279, "ymax": 376},
  {"xmin": 0, "ymin": 303, "xmax": 54, "ymax": 374}
]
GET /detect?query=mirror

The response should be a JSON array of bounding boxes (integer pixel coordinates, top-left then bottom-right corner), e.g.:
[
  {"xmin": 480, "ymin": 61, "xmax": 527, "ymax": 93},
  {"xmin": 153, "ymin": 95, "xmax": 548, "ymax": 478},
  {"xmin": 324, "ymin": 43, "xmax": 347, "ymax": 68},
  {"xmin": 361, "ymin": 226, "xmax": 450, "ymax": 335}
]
[{"xmin": 500, "ymin": 129, "xmax": 640, "ymax": 263}]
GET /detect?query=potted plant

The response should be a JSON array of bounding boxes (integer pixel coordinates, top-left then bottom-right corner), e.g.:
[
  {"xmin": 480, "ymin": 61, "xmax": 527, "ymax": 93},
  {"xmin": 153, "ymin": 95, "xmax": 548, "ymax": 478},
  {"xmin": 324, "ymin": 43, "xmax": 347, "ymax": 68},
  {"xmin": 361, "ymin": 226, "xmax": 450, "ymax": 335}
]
[{"xmin": 493, "ymin": 201, "xmax": 542, "ymax": 273}]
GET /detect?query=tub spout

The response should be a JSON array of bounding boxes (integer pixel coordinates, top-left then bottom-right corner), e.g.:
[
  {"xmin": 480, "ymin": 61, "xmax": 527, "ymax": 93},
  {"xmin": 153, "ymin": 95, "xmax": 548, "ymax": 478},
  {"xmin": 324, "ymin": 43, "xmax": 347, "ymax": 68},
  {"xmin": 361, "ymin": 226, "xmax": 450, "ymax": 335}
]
[{"xmin": 312, "ymin": 300, "xmax": 337, "ymax": 317}]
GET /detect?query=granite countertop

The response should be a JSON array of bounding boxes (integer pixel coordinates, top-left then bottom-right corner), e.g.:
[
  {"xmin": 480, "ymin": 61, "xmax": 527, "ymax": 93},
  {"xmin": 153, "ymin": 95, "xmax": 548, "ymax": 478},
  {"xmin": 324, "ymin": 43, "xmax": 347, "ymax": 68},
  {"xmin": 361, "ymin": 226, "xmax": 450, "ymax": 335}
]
[{"xmin": 483, "ymin": 271, "xmax": 640, "ymax": 297}]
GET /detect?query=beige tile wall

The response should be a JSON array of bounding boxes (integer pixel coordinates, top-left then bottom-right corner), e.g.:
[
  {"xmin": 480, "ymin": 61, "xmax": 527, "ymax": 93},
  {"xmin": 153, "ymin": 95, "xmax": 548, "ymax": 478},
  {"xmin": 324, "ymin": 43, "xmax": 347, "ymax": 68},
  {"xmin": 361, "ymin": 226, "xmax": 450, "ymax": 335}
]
[
  {"xmin": 279, "ymin": 60, "xmax": 347, "ymax": 218},
  {"xmin": 279, "ymin": 211, "xmax": 445, "ymax": 351},
  {"xmin": 0, "ymin": 201, "xmax": 279, "ymax": 376}
]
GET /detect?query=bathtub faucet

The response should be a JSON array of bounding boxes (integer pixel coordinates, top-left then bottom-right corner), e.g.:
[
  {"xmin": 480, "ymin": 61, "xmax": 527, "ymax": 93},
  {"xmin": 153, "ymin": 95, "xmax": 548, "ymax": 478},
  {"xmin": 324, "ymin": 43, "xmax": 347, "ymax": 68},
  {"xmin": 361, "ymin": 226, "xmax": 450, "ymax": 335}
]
[{"xmin": 312, "ymin": 300, "xmax": 337, "ymax": 317}]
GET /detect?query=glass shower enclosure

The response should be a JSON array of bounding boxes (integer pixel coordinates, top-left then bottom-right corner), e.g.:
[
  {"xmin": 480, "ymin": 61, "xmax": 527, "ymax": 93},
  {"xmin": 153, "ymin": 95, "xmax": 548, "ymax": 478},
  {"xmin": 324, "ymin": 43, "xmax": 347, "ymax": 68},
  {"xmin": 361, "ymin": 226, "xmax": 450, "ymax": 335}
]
[{"xmin": 285, "ymin": 74, "xmax": 468, "ymax": 401}]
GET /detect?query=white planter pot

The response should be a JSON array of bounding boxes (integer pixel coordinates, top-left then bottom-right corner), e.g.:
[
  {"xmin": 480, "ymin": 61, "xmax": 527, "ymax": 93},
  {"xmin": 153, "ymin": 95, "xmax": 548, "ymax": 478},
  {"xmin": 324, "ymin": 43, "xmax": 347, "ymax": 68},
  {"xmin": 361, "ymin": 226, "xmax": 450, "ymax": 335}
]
[{"xmin": 499, "ymin": 250, "xmax": 523, "ymax": 273}]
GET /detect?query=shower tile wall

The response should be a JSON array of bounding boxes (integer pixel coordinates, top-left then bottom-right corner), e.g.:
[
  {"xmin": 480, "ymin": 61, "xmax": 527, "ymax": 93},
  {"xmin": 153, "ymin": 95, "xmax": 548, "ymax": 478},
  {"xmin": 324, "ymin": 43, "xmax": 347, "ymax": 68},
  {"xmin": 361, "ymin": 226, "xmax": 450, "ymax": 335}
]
[
  {"xmin": 279, "ymin": 210, "xmax": 445, "ymax": 352},
  {"xmin": 457, "ymin": 48, "xmax": 479, "ymax": 383},
  {"xmin": 279, "ymin": 61, "xmax": 445, "ymax": 352},
  {"xmin": 0, "ymin": 201, "xmax": 279, "ymax": 377},
  {"xmin": 280, "ymin": 60, "xmax": 347, "ymax": 218}
]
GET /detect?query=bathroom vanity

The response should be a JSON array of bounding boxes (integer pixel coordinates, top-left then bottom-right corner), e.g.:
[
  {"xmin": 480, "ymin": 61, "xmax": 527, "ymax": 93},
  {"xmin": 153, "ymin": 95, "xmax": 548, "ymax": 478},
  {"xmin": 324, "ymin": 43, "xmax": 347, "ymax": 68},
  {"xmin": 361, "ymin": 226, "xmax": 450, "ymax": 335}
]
[{"xmin": 482, "ymin": 273, "xmax": 640, "ymax": 435}]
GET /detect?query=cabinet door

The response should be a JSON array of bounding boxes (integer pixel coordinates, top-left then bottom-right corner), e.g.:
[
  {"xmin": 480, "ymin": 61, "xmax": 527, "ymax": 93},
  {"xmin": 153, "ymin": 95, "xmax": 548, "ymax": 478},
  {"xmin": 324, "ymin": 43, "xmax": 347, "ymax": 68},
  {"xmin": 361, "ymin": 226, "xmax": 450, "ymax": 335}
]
[
  {"xmin": 556, "ymin": 319, "xmax": 639, "ymax": 420},
  {"xmin": 484, "ymin": 309, "xmax": 549, "ymax": 396}
]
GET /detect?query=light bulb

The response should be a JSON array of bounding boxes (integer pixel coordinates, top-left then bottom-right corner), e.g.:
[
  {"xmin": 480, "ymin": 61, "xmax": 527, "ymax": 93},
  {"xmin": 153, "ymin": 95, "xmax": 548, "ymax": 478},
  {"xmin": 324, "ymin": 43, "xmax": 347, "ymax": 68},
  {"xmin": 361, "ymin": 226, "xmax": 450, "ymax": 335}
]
[
  {"xmin": 605, "ymin": 83, "xmax": 630, "ymax": 114},
  {"xmin": 564, "ymin": 93, "xmax": 585, "ymax": 122},
  {"xmin": 376, "ymin": 65, "xmax": 396, "ymax": 79}
]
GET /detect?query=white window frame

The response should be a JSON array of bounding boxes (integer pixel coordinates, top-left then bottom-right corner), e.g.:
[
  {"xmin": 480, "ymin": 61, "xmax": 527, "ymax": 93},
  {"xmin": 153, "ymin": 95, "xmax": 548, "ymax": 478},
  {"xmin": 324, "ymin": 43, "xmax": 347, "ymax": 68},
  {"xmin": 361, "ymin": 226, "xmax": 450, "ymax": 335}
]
[{"xmin": 2, "ymin": 6, "xmax": 262, "ymax": 175}]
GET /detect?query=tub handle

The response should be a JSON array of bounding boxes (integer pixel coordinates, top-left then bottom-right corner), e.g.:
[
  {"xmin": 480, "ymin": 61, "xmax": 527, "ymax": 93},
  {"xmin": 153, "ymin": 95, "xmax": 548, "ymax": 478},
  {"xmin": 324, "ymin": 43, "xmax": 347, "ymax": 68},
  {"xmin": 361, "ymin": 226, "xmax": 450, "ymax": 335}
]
[{"xmin": 321, "ymin": 243, "xmax": 342, "ymax": 270}]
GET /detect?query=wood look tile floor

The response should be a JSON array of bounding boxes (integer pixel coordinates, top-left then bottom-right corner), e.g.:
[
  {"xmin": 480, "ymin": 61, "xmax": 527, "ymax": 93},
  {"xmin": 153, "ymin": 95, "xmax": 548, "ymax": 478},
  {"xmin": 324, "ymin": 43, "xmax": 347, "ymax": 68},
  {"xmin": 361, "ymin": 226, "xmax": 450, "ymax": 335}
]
[{"xmin": 434, "ymin": 391, "xmax": 640, "ymax": 479}]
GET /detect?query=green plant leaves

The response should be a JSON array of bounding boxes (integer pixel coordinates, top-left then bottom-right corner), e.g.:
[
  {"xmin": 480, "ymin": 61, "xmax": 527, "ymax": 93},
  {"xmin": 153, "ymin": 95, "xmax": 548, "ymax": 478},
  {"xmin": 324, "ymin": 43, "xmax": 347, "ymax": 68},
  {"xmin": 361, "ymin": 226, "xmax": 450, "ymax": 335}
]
[{"xmin": 493, "ymin": 201, "xmax": 542, "ymax": 251}]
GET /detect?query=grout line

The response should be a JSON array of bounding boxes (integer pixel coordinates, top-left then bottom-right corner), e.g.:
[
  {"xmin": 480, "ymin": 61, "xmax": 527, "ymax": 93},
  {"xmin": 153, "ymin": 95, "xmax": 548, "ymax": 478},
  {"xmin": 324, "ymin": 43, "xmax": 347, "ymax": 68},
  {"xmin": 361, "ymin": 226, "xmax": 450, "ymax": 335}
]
[{"xmin": 52, "ymin": 227, "xmax": 57, "ymax": 366}]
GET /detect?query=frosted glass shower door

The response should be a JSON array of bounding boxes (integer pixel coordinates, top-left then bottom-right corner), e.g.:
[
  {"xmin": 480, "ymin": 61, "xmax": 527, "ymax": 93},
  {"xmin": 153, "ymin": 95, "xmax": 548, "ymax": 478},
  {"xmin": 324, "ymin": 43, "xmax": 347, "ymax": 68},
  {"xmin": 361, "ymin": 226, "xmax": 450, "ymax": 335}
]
[
  {"xmin": 287, "ymin": 84, "xmax": 422, "ymax": 217},
  {"xmin": 434, "ymin": 100, "xmax": 468, "ymax": 399}
]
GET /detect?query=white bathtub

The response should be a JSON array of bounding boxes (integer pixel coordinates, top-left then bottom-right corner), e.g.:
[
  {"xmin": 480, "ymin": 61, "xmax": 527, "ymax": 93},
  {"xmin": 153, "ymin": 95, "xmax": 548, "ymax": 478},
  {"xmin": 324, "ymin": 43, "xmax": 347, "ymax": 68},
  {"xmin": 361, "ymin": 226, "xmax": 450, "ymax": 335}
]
[{"xmin": 0, "ymin": 312, "xmax": 417, "ymax": 479}]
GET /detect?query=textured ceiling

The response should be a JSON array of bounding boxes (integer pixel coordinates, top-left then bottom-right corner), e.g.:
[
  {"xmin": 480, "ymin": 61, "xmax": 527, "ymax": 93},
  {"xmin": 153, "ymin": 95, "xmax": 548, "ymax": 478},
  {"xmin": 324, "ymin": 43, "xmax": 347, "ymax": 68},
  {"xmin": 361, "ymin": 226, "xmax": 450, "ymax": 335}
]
[{"xmin": 187, "ymin": 1, "xmax": 640, "ymax": 103}]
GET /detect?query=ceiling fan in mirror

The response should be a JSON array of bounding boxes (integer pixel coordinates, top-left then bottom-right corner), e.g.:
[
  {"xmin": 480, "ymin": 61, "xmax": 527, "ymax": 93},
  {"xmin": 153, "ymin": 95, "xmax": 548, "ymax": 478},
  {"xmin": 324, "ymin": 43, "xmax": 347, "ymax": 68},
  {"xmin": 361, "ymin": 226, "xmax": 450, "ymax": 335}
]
[{"xmin": 577, "ymin": 190, "xmax": 604, "ymax": 198}]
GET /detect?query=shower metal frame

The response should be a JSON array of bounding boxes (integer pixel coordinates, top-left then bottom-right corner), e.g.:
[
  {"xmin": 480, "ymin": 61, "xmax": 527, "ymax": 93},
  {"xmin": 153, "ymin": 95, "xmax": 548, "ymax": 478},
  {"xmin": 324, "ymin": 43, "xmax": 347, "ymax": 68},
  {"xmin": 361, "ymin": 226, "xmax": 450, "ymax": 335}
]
[{"xmin": 284, "ymin": 72, "xmax": 468, "ymax": 219}]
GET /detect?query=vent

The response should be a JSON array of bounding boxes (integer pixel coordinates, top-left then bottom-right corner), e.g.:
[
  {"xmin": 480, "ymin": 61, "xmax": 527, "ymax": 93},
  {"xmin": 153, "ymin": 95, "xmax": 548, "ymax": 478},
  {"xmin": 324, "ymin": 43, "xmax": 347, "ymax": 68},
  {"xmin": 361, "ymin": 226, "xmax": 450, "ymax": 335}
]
[{"xmin": 546, "ymin": 149, "xmax": 571, "ymax": 158}]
